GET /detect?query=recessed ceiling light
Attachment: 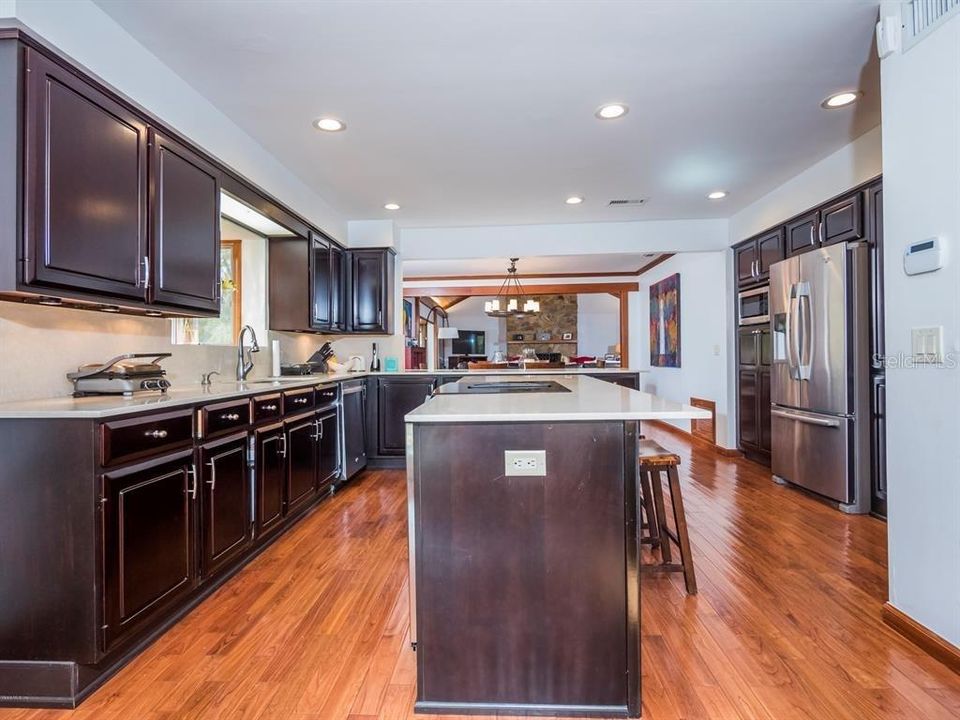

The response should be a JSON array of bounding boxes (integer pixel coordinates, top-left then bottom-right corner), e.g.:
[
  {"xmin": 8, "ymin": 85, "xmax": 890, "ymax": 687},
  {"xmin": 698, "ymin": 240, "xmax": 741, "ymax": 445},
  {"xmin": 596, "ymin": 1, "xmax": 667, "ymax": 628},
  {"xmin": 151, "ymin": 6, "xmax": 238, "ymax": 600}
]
[
  {"xmin": 595, "ymin": 103, "xmax": 629, "ymax": 120},
  {"xmin": 566, "ymin": 196, "xmax": 584, "ymax": 205},
  {"xmin": 707, "ymin": 190, "xmax": 728, "ymax": 200},
  {"xmin": 821, "ymin": 91, "xmax": 861, "ymax": 109},
  {"xmin": 384, "ymin": 203, "xmax": 400, "ymax": 211},
  {"xmin": 313, "ymin": 117, "xmax": 346, "ymax": 132}
]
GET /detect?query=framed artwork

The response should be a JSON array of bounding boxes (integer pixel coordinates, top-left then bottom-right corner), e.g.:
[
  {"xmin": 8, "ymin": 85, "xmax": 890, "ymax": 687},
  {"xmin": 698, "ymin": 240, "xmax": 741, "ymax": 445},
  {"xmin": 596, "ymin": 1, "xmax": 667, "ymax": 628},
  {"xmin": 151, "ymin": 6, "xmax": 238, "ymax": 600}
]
[
  {"xmin": 403, "ymin": 299, "xmax": 414, "ymax": 339},
  {"xmin": 561, "ymin": 332, "xmax": 573, "ymax": 341},
  {"xmin": 649, "ymin": 273, "xmax": 681, "ymax": 367}
]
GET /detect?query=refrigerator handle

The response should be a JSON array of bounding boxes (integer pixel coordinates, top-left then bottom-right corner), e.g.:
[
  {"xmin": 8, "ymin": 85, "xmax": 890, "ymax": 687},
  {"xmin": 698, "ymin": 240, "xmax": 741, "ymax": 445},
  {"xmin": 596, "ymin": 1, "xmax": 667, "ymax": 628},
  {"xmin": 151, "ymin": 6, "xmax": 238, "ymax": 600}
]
[
  {"xmin": 771, "ymin": 408, "xmax": 840, "ymax": 428},
  {"xmin": 787, "ymin": 284, "xmax": 801, "ymax": 380},
  {"xmin": 797, "ymin": 283, "xmax": 813, "ymax": 381}
]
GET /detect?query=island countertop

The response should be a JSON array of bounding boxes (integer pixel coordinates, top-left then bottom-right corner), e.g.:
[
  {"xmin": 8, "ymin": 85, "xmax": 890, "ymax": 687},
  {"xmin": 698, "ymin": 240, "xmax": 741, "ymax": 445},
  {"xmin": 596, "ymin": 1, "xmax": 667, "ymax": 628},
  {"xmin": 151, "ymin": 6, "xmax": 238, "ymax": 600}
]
[{"xmin": 405, "ymin": 374, "xmax": 710, "ymax": 423}]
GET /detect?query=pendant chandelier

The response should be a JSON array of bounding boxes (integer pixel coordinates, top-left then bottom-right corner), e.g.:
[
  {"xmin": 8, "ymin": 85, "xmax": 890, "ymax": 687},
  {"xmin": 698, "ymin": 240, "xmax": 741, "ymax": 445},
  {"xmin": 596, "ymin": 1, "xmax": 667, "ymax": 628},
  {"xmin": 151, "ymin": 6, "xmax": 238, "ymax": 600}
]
[{"xmin": 484, "ymin": 258, "xmax": 540, "ymax": 317}]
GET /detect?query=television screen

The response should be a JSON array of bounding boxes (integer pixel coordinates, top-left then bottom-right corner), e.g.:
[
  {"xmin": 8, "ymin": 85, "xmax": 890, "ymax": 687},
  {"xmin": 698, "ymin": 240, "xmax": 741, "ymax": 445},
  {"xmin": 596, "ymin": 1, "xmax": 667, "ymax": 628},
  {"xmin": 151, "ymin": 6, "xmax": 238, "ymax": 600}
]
[{"xmin": 451, "ymin": 330, "xmax": 485, "ymax": 356}]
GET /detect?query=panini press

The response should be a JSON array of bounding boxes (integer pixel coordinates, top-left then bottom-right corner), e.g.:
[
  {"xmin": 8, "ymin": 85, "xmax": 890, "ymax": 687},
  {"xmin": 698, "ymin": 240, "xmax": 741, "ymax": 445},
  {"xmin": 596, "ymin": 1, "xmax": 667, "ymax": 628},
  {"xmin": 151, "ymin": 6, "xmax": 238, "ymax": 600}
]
[{"xmin": 67, "ymin": 353, "xmax": 172, "ymax": 397}]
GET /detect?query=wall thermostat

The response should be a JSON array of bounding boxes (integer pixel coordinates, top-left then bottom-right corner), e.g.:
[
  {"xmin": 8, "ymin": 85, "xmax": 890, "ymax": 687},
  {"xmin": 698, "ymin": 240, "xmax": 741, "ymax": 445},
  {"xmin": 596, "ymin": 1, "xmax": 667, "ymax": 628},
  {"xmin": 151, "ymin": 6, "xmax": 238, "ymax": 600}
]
[{"xmin": 904, "ymin": 237, "xmax": 945, "ymax": 276}]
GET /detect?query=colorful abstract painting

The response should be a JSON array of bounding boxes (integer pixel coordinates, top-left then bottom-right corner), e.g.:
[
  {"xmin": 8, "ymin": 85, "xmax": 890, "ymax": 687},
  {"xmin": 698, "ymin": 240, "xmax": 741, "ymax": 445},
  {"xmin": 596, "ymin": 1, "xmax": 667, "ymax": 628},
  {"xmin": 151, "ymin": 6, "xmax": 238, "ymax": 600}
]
[{"xmin": 649, "ymin": 273, "xmax": 681, "ymax": 367}]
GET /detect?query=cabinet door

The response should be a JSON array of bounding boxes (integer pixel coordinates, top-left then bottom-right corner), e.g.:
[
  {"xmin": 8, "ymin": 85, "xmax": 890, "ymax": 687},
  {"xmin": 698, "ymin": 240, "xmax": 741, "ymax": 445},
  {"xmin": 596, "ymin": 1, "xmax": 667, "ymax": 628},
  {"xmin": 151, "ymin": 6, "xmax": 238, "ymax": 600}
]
[
  {"xmin": 756, "ymin": 229, "xmax": 785, "ymax": 279},
  {"xmin": 343, "ymin": 384, "xmax": 368, "ymax": 478},
  {"xmin": 734, "ymin": 241, "xmax": 758, "ymax": 286},
  {"xmin": 785, "ymin": 212, "xmax": 819, "ymax": 256},
  {"xmin": 285, "ymin": 414, "xmax": 318, "ymax": 513},
  {"xmin": 350, "ymin": 250, "xmax": 387, "ymax": 332},
  {"xmin": 24, "ymin": 48, "xmax": 147, "ymax": 300},
  {"xmin": 869, "ymin": 184, "xmax": 885, "ymax": 363},
  {"xmin": 758, "ymin": 368, "xmax": 772, "ymax": 453},
  {"xmin": 149, "ymin": 131, "xmax": 221, "ymax": 313},
  {"xmin": 199, "ymin": 434, "xmax": 251, "ymax": 579},
  {"xmin": 738, "ymin": 369, "xmax": 758, "ymax": 449},
  {"xmin": 378, "ymin": 378, "xmax": 436, "ymax": 455},
  {"xmin": 330, "ymin": 244, "xmax": 347, "ymax": 332},
  {"xmin": 310, "ymin": 233, "xmax": 331, "ymax": 329},
  {"xmin": 255, "ymin": 423, "xmax": 286, "ymax": 538},
  {"xmin": 317, "ymin": 411, "xmax": 340, "ymax": 487},
  {"xmin": 738, "ymin": 328, "xmax": 759, "ymax": 367},
  {"xmin": 101, "ymin": 450, "xmax": 197, "ymax": 651},
  {"xmin": 820, "ymin": 193, "xmax": 863, "ymax": 246}
]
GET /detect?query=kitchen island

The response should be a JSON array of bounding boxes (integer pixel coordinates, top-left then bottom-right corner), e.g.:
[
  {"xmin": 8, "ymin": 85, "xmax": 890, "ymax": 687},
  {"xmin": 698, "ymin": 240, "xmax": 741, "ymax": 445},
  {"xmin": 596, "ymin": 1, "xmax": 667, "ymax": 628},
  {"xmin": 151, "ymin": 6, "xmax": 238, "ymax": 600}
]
[{"xmin": 404, "ymin": 375, "xmax": 710, "ymax": 717}]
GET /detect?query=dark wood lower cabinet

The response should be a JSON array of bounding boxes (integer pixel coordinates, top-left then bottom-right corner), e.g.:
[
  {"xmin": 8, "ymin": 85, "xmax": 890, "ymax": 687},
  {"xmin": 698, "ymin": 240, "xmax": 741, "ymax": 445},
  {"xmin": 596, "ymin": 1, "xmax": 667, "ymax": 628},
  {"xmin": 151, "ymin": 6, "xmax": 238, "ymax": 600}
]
[
  {"xmin": 285, "ymin": 413, "xmax": 318, "ymax": 513},
  {"xmin": 737, "ymin": 327, "xmax": 771, "ymax": 462},
  {"xmin": 255, "ymin": 423, "xmax": 286, "ymax": 538},
  {"xmin": 377, "ymin": 376, "xmax": 437, "ymax": 456},
  {"xmin": 101, "ymin": 449, "xmax": 198, "ymax": 653},
  {"xmin": 317, "ymin": 410, "xmax": 340, "ymax": 488},
  {"xmin": 737, "ymin": 368, "xmax": 759, "ymax": 448},
  {"xmin": 199, "ymin": 433, "xmax": 252, "ymax": 579}
]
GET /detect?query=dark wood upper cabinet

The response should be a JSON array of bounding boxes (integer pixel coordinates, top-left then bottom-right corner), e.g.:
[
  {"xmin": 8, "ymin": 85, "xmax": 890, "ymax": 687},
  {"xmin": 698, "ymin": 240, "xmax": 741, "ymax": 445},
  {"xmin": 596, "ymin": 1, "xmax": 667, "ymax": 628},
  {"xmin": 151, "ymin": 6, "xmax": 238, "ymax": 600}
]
[
  {"xmin": 199, "ymin": 433, "xmax": 252, "ymax": 579},
  {"xmin": 100, "ymin": 450, "xmax": 197, "ymax": 652},
  {"xmin": 756, "ymin": 228, "xmax": 784, "ymax": 279},
  {"xmin": 23, "ymin": 47, "xmax": 148, "ymax": 300},
  {"xmin": 349, "ymin": 248, "xmax": 396, "ymax": 333},
  {"xmin": 329, "ymin": 243, "xmax": 346, "ymax": 332},
  {"xmin": 820, "ymin": 193, "xmax": 863, "ymax": 246},
  {"xmin": 311, "ymin": 233, "xmax": 332, "ymax": 328},
  {"xmin": 148, "ymin": 131, "xmax": 221, "ymax": 314},
  {"xmin": 735, "ymin": 242, "xmax": 758, "ymax": 286},
  {"xmin": 785, "ymin": 211, "xmax": 819, "ymax": 256}
]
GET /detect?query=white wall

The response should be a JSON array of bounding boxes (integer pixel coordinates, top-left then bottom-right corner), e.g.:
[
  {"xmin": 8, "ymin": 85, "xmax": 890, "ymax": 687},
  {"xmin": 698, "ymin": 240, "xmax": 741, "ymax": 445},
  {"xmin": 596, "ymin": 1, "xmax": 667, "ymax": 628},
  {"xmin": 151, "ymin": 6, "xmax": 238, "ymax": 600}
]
[
  {"xmin": 10, "ymin": 0, "xmax": 346, "ymax": 239},
  {"xmin": 445, "ymin": 297, "xmax": 506, "ymax": 360},
  {"xmin": 577, "ymin": 293, "xmax": 620, "ymax": 357},
  {"xmin": 400, "ymin": 218, "xmax": 729, "ymax": 260},
  {"xmin": 880, "ymin": 8, "xmax": 960, "ymax": 646},
  {"xmin": 637, "ymin": 252, "xmax": 731, "ymax": 446}
]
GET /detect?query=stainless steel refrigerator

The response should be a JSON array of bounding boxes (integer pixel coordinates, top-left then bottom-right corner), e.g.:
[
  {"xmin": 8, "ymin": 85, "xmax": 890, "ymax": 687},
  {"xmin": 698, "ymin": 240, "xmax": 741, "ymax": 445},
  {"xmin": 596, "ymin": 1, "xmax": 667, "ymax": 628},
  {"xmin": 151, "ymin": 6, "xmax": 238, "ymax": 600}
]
[{"xmin": 768, "ymin": 241, "xmax": 871, "ymax": 513}]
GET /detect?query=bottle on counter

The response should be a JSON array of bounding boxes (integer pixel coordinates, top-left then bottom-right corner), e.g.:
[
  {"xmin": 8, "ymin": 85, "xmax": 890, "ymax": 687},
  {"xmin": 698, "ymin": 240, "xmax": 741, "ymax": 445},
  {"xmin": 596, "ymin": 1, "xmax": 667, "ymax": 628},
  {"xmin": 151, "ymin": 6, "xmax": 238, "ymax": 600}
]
[{"xmin": 371, "ymin": 342, "xmax": 381, "ymax": 371}]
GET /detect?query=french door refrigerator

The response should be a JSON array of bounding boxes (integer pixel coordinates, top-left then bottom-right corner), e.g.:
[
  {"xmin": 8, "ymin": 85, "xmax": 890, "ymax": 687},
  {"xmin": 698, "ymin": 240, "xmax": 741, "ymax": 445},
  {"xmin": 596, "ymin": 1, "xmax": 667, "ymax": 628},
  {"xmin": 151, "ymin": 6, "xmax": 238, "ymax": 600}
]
[{"xmin": 768, "ymin": 241, "xmax": 871, "ymax": 513}]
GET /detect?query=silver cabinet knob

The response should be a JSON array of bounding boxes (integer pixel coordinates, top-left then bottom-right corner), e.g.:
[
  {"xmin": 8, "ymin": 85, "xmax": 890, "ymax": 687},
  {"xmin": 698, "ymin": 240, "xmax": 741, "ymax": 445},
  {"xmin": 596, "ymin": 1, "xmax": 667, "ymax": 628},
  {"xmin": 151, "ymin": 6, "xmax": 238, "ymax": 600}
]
[
  {"xmin": 144, "ymin": 429, "xmax": 168, "ymax": 439},
  {"xmin": 221, "ymin": 413, "xmax": 241, "ymax": 421},
  {"xmin": 261, "ymin": 404, "xmax": 278, "ymax": 411},
  {"xmin": 294, "ymin": 397, "xmax": 308, "ymax": 404}
]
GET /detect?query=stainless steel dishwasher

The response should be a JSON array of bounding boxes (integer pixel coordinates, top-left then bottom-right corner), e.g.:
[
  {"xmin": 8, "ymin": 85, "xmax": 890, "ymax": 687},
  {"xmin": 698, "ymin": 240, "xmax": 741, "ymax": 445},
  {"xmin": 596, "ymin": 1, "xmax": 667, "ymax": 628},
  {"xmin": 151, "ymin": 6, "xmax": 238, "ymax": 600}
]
[{"xmin": 341, "ymin": 379, "xmax": 367, "ymax": 480}]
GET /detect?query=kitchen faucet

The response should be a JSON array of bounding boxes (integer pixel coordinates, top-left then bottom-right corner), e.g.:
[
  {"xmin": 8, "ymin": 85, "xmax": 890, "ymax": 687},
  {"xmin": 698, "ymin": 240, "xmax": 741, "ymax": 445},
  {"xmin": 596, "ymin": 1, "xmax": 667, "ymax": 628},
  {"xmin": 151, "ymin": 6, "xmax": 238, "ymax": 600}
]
[{"xmin": 236, "ymin": 325, "xmax": 260, "ymax": 381}]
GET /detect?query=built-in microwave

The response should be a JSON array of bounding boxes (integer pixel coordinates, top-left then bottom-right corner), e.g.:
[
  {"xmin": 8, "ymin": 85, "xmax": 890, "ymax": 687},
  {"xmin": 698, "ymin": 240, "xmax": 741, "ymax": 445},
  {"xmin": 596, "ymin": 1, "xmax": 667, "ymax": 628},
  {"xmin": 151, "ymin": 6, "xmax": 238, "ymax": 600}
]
[{"xmin": 738, "ymin": 286, "xmax": 769, "ymax": 326}]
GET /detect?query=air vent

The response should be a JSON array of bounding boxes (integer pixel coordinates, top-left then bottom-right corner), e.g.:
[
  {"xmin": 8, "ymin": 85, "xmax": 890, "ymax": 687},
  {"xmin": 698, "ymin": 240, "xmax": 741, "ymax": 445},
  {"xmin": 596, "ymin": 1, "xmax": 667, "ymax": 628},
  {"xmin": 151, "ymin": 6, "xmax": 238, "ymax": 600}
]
[
  {"xmin": 907, "ymin": 0, "xmax": 959, "ymax": 40},
  {"xmin": 607, "ymin": 198, "xmax": 647, "ymax": 206}
]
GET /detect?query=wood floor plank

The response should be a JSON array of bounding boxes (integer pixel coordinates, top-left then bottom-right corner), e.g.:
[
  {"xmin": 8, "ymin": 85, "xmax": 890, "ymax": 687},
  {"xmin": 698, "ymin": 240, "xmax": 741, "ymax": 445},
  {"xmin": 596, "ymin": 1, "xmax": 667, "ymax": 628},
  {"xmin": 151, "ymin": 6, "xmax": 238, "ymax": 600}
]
[{"xmin": 1, "ymin": 431, "xmax": 958, "ymax": 720}]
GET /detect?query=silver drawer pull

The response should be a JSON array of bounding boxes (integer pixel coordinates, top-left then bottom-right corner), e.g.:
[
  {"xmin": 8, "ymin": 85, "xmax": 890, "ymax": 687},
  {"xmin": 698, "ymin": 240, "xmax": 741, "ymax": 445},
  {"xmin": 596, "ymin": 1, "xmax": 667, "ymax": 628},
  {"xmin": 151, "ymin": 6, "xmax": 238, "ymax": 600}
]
[
  {"xmin": 261, "ymin": 404, "xmax": 278, "ymax": 411},
  {"xmin": 293, "ymin": 397, "xmax": 308, "ymax": 404},
  {"xmin": 144, "ymin": 429, "xmax": 168, "ymax": 439},
  {"xmin": 221, "ymin": 412, "xmax": 241, "ymax": 421}
]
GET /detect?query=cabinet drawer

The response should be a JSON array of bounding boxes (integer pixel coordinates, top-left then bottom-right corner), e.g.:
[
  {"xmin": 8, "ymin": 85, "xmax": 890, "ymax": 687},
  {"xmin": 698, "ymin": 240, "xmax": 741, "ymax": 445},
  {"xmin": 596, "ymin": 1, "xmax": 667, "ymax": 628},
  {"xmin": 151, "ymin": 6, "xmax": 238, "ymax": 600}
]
[
  {"xmin": 100, "ymin": 409, "xmax": 194, "ymax": 467},
  {"xmin": 283, "ymin": 388, "xmax": 315, "ymax": 414},
  {"xmin": 315, "ymin": 384, "xmax": 339, "ymax": 408},
  {"xmin": 199, "ymin": 399, "xmax": 251, "ymax": 439},
  {"xmin": 252, "ymin": 393, "xmax": 282, "ymax": 423}
]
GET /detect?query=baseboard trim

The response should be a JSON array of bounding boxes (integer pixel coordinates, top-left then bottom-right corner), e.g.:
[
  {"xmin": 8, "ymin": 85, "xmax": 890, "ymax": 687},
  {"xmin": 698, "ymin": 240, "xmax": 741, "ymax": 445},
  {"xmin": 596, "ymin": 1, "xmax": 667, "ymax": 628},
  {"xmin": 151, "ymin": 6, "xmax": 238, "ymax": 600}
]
[
  {"xmin": 646, "ymin": 419, "xmax": 742, "ymax": 457},
  {"xmin": 882, "ymin": 602, "xmax": 960, "ymax": 675}
]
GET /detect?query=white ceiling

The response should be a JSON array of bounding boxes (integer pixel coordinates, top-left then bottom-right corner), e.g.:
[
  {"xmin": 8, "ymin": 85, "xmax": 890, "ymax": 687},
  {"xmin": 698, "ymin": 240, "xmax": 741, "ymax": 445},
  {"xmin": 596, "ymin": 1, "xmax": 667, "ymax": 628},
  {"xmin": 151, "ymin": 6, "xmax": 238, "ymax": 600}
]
[
  {"xmin": 95, "ymin": 0, "xmax": 881, "ymax": 228},
  {"xmin": 404, "ymin": 252, "xmax": 663, "ymax": 278}
]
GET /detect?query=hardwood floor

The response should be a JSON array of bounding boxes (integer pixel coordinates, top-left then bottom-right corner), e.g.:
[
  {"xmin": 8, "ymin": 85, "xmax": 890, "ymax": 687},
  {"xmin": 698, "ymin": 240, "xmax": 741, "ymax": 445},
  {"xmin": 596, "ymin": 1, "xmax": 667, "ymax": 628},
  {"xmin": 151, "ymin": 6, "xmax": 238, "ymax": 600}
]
[{"xmin": 3, "ymin": 426, "xmax": 959, "ymax": 720}]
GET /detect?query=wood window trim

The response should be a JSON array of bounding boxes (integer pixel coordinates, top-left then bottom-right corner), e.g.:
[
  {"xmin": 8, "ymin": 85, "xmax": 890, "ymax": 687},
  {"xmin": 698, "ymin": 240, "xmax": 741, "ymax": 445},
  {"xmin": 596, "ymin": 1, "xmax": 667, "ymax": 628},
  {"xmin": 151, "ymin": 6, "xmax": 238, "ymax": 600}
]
[{"xmin": 221, "ymin": 239, "xmax": 242, "ymax": 341}]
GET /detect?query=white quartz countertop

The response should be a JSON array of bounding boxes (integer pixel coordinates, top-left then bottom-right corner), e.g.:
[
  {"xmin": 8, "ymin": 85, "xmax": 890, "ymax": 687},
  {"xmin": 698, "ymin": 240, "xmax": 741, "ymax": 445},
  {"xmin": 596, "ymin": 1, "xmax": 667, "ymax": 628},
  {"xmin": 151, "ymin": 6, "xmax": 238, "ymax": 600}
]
[
  {"xmin": 405, "ymin": 374, "xmax": 710, "ymax": 424},
  {"xmin": 0, "ymin": 368, "xmax": 645, "ymax": 419}
]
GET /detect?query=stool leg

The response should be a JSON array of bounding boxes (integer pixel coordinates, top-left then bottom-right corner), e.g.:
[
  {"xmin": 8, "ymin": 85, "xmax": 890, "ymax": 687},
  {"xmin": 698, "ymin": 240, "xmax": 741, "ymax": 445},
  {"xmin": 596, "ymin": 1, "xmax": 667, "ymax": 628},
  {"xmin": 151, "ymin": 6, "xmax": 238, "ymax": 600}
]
[
  {"xmin": 639, "ymin": 469, "xmax": 661, "ymax": 547},
  {"xmin": 666, "ymin": 465, "xmax": 697, "ymax": 595},
  {"xmin": 648, "ymin": 468, "xmax": 673, "ymax": 564}
]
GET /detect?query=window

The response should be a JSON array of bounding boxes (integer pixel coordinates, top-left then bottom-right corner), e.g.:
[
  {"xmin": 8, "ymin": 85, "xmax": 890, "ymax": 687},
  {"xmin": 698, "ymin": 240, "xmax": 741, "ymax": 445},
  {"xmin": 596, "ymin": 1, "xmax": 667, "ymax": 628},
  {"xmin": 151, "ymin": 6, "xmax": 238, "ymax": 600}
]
[{"xmin": 173, "ymin": 239, "xmax": 242, "ymax": 345}]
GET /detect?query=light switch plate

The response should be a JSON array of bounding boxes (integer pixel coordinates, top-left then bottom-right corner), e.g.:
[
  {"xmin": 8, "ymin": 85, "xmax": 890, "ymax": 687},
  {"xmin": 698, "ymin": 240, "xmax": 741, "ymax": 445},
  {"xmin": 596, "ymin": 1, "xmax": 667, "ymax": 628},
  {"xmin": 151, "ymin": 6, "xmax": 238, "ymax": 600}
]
[
  {"xmin": 504, "ymin": 450, "xmax": 547, "ymax": 476},
  {"xmin": 912, "ymin": 326, "xmax": 943, "ymax": 363}
]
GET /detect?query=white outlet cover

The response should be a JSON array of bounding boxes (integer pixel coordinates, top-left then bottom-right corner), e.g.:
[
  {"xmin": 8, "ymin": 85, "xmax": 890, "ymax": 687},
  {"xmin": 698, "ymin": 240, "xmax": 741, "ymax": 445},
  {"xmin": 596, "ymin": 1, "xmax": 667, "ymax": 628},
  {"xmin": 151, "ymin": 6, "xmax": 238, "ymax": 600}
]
[
  {"xmin": 504, "ymin": 450, "xmax": 547, "ymax": 477},
  {"xmin": 912, "ymin": 326, "xmax": 943, "ymax": 363}
]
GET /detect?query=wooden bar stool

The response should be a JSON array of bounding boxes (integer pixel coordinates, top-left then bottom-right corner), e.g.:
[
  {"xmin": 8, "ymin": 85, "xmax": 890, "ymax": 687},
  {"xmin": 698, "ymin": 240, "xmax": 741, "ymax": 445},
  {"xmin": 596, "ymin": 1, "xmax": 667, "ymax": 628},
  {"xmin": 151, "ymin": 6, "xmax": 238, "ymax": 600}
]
[{"xmin": 637, "ymin": 438, "xmax": 697, "ymax": 594}]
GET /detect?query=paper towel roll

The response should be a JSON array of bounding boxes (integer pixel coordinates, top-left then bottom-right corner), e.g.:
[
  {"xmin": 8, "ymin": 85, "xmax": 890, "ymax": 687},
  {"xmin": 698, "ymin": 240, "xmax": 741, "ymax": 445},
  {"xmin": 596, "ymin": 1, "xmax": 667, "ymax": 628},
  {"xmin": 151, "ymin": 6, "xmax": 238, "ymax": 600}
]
[{"xmin": 271, "ymin": 340, "xmax": 281, "ymax": 377}]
